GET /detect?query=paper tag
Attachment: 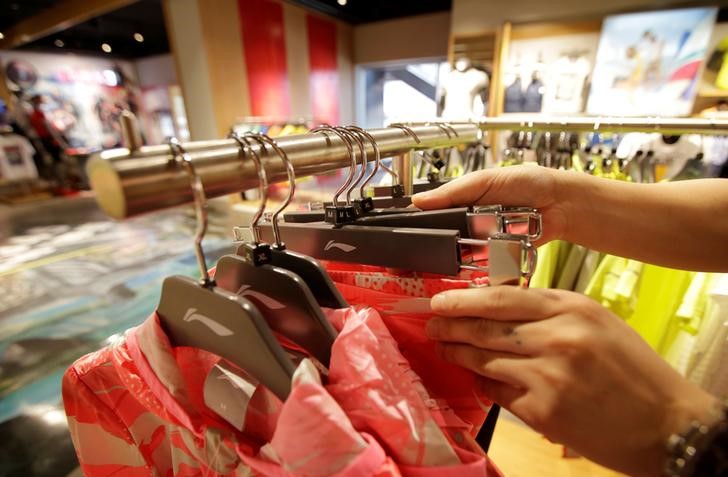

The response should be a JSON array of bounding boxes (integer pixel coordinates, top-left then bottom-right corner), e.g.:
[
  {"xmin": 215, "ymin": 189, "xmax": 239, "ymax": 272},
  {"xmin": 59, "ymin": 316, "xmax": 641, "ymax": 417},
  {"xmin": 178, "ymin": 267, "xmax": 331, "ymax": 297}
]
[{"xmin": 203, "ymin": 362, "xmax": 259, "ymax": 431}]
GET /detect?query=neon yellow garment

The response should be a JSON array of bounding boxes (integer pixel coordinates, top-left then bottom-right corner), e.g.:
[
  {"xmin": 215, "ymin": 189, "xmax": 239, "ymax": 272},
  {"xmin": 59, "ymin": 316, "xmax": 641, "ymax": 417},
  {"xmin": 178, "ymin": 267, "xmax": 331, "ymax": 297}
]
[
  {"xmin": 628, "ymin": 265, "xmax": 695, "ymax": 353},
  {"xmin": 585, "ymin": 256, "xmax": 694, "ymax": 352},
  {"xmin": 530, "ymin": 241, "xmax": 562, "ymax": 289},
  {"xmin": 664, "ymin": 273, "xmax": 713, "ymax": 375},
  {"xmin": 584, "ymin": 255, "xmax": 639, "ymax": 318}
]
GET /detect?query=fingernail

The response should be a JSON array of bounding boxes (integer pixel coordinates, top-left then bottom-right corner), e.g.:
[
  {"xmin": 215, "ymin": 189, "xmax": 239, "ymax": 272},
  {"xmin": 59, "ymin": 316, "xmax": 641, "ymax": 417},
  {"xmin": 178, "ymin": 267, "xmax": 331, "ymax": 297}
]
[
  {"xmin": 431, "ymin": 292, "xmax": 448, "ymax": 311},
  {"xmin": 425, "ymin": 318, "xmax": 440, "ymax": 339}
]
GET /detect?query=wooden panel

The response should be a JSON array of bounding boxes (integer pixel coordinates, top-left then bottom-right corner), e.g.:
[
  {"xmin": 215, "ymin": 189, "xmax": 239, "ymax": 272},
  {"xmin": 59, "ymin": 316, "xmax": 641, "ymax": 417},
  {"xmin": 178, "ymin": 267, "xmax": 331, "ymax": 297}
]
[
  {"xmin": 489, "ymin": 416, "xmax": 626, "ymax": 477},
  {"xmin": 0, "ymin": 0, "xmax": 136, "ymax": 48},
  {"xmin": 489, "ymin": 22, "xmax": 511, "ymax": 118},
  {"xmin": 198, "ymin": 0, "xmax": 251, "ymax": 136},
  {"xmin": 450, "ymin": 32, "xmax": 497, "ymax": 69},
  {"xmin": 306, "ymin": 14, "xmax": 339, "ymax": 124},
  {"xmin": 511, "ymin": 19, "xmax": 602, "ymax": 40},
  {"xmin": 238, "ymin": 0, "xmax": 291, "ymax": 118},
  {"xmin": 283, "ymin": 4, "xmax": 311, "ymax": 120}
]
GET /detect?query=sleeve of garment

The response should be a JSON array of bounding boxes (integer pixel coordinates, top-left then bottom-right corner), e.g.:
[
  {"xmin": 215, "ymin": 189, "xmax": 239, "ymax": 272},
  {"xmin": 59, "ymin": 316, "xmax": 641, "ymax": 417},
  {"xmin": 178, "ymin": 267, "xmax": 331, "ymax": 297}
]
[{"xmin": 62, "ymin": 366, "xmax": 152, "ymax": 477}]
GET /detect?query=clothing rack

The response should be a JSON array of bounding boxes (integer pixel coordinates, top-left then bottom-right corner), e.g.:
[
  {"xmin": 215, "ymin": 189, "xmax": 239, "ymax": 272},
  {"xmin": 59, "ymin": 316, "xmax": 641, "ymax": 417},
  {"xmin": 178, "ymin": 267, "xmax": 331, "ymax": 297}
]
[
  {"xmin": 474, "ymin": 117, "xmax": 728, "ymax": 135},
  {"xmin": 87, "ymin": 117, "xmax": 728, "ymax": 220},
  {"xmin": 87, "ymin": 123, "xmax": 480, "ymax": 219}
]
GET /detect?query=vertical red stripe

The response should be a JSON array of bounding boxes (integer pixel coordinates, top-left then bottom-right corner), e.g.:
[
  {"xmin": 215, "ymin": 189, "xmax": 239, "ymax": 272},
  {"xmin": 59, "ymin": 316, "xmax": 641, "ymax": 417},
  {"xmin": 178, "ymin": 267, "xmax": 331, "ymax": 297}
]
[
  {"xmin": 306, "ymin": 14, "xmax": 339, "ymax": 124},
  {"xmin": 238, "ymin": 0, "xmax": 290, "ymax": 118}
]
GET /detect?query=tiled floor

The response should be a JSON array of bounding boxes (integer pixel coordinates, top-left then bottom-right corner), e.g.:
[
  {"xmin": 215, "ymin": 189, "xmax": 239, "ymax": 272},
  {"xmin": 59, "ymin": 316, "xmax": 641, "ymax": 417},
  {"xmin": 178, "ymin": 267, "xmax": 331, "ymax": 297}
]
[{"xmin": 0, "ymin": 196, "xmax": 233, "ymax": 477}]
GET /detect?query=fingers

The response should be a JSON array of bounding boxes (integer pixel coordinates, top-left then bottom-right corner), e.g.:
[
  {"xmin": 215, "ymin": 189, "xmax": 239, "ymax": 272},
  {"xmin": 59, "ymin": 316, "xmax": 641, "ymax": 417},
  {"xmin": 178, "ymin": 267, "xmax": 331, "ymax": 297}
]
[
  {"xmin": 426, "ymin": 316, "xmax": 536, "ymax": 355},
  {"xmin": 477, "ymin": 377, "xmax": 529, "ymax": 409},
  {"xmin": 431, "ymin": 287, "xmax": 557, "ymax": 321},
  {"xmin": 436, "ymin": 343, "xmax": 530, "ymax": 387},
  {"xmin": 412, "ymin": 170, "xmax": 496, "ymax": 210}
]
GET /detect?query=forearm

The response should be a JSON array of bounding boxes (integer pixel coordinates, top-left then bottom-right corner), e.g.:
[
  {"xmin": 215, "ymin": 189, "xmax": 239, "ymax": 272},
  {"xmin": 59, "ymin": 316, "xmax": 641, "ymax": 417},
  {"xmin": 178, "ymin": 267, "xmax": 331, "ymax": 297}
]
[{"xmin": 561, "ymin": 173, "xmax": 728, "ymax": 272}]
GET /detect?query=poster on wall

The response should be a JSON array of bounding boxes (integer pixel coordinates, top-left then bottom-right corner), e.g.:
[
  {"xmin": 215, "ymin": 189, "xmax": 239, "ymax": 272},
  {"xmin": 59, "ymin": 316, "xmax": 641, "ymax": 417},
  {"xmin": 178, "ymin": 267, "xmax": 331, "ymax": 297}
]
[
  {"xmin": 1, "ymin": 50, "xmax": 140, "ymax": 149},
  {"xmin": 586, "ymin": 7, "xmax": 718, "ymax": 117},
  {"xmin": 503, "ymin": 33, "xmax": 600, "ymax": 115}
]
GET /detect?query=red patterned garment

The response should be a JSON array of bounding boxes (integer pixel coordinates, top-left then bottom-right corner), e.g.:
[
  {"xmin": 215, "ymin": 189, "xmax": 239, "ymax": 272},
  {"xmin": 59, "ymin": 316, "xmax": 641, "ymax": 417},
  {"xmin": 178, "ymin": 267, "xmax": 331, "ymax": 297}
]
[
  {"xmin": 63, "ymin": 306, "xmax": 502, "ymax": 476},
  {"xmin": 321, "ymin": 261, "xmax": 494, "ymax": 435}
]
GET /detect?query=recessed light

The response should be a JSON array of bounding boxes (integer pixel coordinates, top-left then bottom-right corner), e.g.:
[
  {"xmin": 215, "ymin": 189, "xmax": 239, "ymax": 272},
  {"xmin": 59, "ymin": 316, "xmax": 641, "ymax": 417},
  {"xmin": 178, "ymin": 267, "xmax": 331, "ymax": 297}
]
[
  {"xmin": 133, "ymin": 32, "xmax": 144, "ymax": 43},
  {"xmin": 337, "ymin": 0, "xmax": 347, "ymax": 5},
  {"xmin": 54, "ymin": 39, "xmax": 64, "ymax": 47},
  {"xmin": 0, "ymin": 32, "xmax": 4, "ymax": 40},
  {"xmin": 101, "ymin": 43, "xmax": 112, "ymax": 53}
]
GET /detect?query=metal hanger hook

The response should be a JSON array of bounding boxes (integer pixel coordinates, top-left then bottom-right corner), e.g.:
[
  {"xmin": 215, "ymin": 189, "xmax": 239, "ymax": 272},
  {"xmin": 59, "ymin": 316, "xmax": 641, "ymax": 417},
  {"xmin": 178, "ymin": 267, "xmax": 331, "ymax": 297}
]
[
  {"xmin": 167, "ymin": 137, "xmax": 212, "ymax": 287},
  {"xmin": 228, "ymin": 131, "xmax": 268, "ymax": 243},
  {"xmin": 311, "ymin": 125, "xmax": 356, "ymax": 207},
  {"xmin": 243, "ymin": 132, "xmax": 295, "ymax": 248},
  {"xmin": 390, "ymin": 123, "xmax": 422, "ymax": 144},
  {"xmin": 333, "ymin": 126, "xmax": 367, "ymax": 203},
  {"xmin": 345, "ymin": 125, "xmax": 381, "ymax": 198}
]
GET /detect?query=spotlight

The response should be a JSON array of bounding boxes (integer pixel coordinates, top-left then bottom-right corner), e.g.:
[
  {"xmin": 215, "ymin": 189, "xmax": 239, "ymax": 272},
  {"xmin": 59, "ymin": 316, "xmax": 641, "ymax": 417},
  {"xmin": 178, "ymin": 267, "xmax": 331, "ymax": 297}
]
[
  {"xmin": 337, "ymin": 0, "xmax": 347, "ymax": 5},
  {"xmin": 101, "ymin": 43, "xmax": 112, "ymax": 53},
  {"xmin": 133, "ymin": 32, "xmax": 144, "ymax": 43},
  {"xmin": 54, "ymin": 39, "xmax": 64, "ymax": 47}
]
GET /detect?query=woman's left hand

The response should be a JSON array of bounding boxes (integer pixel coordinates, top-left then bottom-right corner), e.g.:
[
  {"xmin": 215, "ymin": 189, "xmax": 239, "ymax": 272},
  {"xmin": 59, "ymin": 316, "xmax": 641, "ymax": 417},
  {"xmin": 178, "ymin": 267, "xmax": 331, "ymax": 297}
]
[{"xmin": 426, "ymin": 286, "xmax": 721, "ymax": 477}]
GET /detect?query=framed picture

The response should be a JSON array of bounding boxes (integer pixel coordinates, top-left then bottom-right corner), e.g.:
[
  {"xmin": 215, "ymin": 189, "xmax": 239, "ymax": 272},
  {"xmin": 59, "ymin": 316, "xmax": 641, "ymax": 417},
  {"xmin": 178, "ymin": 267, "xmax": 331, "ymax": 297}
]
[{"xmin": 586, "ymin": 7, "xmax": 718, "ymax": 117}]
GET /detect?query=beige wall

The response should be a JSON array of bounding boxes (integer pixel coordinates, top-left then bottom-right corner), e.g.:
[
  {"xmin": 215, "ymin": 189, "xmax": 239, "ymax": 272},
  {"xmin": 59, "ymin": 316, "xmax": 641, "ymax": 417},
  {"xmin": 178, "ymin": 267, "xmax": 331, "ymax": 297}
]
[
  {"xmin": 451, "ymin": 0, "xmax": 713, "ymax": 35},
  {"xmin": 163, "ymin": 0, "xmax": 218, "ymax": 140},
  {"xmin": 354, "ymin": 12, "xmax": 451, "ymax": 64},
  {"xmin": 135, "ymin": 53, "xmax": 177, "ymax": 87}
]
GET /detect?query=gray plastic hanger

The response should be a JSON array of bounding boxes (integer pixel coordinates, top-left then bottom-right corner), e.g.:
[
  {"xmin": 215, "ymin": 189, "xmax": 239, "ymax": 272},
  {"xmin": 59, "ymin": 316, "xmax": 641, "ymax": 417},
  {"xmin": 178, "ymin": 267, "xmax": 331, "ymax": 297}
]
[
  {"xmin": 156, "ymin": 137, "xmax": 295, "ymax": 400},
  {"xmin": 215, "ymin": 132, "xmax": 338, "ymax": 367}
]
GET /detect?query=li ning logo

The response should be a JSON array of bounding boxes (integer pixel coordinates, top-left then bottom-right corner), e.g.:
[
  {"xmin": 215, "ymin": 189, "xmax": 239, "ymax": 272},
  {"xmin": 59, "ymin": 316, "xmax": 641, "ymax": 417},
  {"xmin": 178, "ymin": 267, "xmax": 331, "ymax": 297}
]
[
  {"xmin": 183, "ymin": 308, "xmax": 234, "ymax": 337},
  {"xmin": 236, "ymin": 285, "xmax": 286, "ymax": 310},
  {"xmin": 324, "ymin": 240, "xmax": 357, "ymax": 253}
]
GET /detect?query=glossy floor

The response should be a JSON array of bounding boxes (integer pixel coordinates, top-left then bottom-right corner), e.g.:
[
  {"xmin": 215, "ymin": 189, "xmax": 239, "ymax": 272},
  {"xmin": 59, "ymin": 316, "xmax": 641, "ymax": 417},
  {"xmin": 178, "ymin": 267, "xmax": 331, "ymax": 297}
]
[{"xmin": 0, "ymin": 196, "xmax": 233, "ymax": 476}]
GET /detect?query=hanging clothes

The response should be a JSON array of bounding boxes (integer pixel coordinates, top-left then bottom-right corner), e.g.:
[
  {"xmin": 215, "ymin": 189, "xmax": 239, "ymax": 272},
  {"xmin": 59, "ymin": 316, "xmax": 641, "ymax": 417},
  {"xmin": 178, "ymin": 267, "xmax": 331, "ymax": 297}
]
[
  {"xmin": 321, "ymin": 262, "xmax": 495, "ymax": 435},
  {"xmin": 661, "ymin": 273, "xmax": 728, "ymax": 399},
  {"xmin": 63, "ymin": 306, "xmax": 502, "ymax": 476}
]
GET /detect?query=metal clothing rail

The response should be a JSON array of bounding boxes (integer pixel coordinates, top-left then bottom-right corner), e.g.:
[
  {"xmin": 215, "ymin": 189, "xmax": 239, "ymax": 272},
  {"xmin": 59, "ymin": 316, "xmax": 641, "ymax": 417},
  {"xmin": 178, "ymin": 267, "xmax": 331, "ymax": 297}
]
[
  {"xmin": 87, "ymin": 123, "xmax": 480, "ymax": 219},
  {"xmin": 474, "ymin": 117, "xmax": 728, "ymax": 135}
]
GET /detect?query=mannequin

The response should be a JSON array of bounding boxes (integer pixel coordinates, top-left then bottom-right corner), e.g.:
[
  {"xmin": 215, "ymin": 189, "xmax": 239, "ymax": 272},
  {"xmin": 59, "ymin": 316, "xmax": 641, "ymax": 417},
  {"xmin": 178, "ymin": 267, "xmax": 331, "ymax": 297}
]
[{"xmin": 438, "ymin": 59, "xmax": 489, "ymax": 119}]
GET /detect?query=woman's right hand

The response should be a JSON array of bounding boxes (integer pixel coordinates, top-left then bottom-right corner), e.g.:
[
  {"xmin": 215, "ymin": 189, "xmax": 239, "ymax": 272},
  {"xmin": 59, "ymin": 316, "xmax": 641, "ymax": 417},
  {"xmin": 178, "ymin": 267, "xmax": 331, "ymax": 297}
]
[{"xmin": 412, "ymin": 165, "xmax": 575, "ymax": 245}]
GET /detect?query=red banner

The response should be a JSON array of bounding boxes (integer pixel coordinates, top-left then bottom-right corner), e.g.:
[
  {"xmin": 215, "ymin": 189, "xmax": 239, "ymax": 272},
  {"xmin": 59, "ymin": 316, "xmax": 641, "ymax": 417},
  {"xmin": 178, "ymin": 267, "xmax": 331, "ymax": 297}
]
[
  {"xmin": 238, "ymin": 0, "xmax": 291, "ymax": 117},
  {"xmin": 306, "ymin": 14, "xmax": 339, "ymax": 124}
]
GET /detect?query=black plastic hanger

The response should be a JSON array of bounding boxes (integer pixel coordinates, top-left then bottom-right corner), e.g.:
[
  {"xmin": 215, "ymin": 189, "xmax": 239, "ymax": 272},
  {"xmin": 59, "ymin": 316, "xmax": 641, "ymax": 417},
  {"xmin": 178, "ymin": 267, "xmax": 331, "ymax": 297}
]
[
  {"xmin": 156, "ymin": 138, "xmax": 295, "ymax": 400},
  {"xmin": 214, "ymin": 133, "xmax": 338, "ymax": 367}
]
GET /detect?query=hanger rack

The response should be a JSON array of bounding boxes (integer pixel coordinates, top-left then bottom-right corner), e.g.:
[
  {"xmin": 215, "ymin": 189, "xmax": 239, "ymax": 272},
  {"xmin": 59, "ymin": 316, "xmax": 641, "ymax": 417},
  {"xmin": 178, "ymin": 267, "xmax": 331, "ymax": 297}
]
[
  {"xmin": 87, "ymin": 123, "xmax": 479, "ymax": 219},
  {"xmin": 87, "ymin": 116, "xmax": 728, "ymax": 220},
  {"xmin": 474, "ymin": 117, "xmax": 728, "ymax": 135}
]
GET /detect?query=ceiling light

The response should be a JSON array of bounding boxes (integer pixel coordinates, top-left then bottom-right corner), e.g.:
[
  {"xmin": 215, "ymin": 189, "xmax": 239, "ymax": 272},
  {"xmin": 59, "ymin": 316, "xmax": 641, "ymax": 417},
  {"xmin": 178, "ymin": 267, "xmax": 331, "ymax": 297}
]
[
  {"xmin": 101, "ymin": 43, "xmax": 112, "ymax": 53},
  {"xmin": 337, "ymin": 0, "xmax": 347, "ymax": 5},
  {"xmin": 133, "ymin": 32, "xmax": 144, "ymax": 43},
  {"xmin": 54, "ymin": 39, "xmax": 64, "ymax": 47},
  {"xmin": 0, "ymin": 32, "xmax": 4, "ymax": 40}
]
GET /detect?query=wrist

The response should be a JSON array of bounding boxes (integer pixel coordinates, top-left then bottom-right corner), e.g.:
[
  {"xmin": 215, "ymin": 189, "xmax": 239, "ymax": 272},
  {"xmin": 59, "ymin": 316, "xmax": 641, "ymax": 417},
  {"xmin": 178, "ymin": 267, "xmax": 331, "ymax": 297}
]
[
  {"xmin": 655, "ymin": 389, "xmax": 722, "ymax": 477},
  {"xmin": 553, "ymin": 169, "xmax": 592, "ymax": 243},
  {"xmin": 663, "ymin": 394, "xmax": 727, "ymax": 477}
]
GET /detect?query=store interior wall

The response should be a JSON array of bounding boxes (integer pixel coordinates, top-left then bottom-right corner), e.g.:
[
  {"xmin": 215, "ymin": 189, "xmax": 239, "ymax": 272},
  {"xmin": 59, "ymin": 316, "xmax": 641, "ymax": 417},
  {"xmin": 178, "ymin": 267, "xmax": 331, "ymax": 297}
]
[
  {"xmin": 353, "ymin": 12, "xmax": 451, "ymax": 64},
  {"xmin": 451, "ymin": 0, "xmax": 713, "ymax": 35},
  {"xmin": 162, "ymin": 0, "xmax": 218, "ymax": 140},
  {"xmin": 163, "ymin": 0, "xmax": 353, "ymax": 140},
  {"xmin": 135, "ymin": 54, "xmax": 177, "ymax": 87}
]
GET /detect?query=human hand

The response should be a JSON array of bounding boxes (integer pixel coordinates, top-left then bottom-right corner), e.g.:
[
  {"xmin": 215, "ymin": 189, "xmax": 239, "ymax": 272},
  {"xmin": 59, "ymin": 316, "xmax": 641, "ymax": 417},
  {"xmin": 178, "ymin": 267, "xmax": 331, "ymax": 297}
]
[
  {"xmin": 412, "ymin": 165, "xmax": 573, "ymax": 245},
  {"xmin": 425, "ymin": 286, "xmax": 721, "ymax": 477}
]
